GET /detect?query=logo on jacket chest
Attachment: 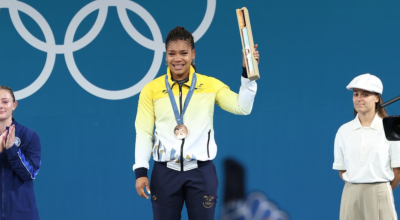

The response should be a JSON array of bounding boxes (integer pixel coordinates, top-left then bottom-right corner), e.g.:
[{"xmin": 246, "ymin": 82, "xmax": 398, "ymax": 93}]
[
  {"xmin": 195, "ymin": 83, "xmax": 204, "ymax": 92},
  {"xmin": 14, "ymin": 137, "xmax": 21, "ymax": 147}
]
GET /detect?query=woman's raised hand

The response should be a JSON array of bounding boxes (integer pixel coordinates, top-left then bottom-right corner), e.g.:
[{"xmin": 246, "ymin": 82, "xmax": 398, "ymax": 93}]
[
  {"xmin": 0, "ymin": 130, "xmax": 8, "ymax": 153},
  {"xmin": 5, "ymin": 125, "xmax": 15, "ymax": 149}
]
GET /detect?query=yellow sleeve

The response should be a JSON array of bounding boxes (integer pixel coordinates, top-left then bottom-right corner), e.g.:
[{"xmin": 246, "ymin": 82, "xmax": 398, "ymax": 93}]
[
  {"xmin": 214, "ymin": 77, "xmax": 257, "ymax": 115},
  {"xmin": 133, "ymin": 84, "xmax": 155, "ymax": 170}
]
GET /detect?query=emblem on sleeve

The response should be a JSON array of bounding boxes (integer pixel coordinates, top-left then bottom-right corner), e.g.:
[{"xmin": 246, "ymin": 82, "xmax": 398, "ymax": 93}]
[
  {"xmin": 14, "ymin": 137, "xmax": 21, "ymax": 147},
  {"xmin": 203, "ymin": 195, "xmax": 215, "ymax": 208}
]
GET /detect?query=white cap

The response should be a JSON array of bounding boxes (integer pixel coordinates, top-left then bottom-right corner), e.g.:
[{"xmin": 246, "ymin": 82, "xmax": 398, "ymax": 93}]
[{"xmin": 346, "ymin": 73, "xmax": 383, "ymax": 94}]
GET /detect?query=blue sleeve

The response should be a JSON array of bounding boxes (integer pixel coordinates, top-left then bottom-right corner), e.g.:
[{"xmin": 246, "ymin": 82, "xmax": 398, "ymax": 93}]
[{"xmin": 5, "ymin": 132, "xmax": 41, "ymax": 181}]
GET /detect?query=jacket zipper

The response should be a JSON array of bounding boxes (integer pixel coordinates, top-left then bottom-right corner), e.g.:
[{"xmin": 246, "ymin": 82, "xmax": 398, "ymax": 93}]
[
  {"xmin": 179, "ymin": 84, "xmax": 183, "ymax": 116},
  {"xmin": 179, "ymin": 84, "xmax": 184, "ymax": 172},
  {"xmin": 207, "ymin": 130, "xmax": 211, "ymax": 158},
  {"xmin": 157, "ymin": 140, "xmax": 161, "ymax": 160},
  {"xmin": 2, "ymin": 127, "xmax": 8, "ymax": 220},
  {"xmin": 180, "ymin": 139, "xmax": 185, "ymax": 171},
  {"xmin": 2, "ymin": 160, "xmax": 4, "ymax": 220}
]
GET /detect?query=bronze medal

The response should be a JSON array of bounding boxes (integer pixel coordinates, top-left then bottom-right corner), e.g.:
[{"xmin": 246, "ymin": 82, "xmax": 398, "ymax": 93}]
[{"xmin": 174, "ymin": 124, "xmax": 189, "ymax": 139}]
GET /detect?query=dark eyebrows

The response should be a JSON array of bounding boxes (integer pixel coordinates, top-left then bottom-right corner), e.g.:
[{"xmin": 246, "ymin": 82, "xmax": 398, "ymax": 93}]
[
  {"xmin": 167, "ymin": 49, "xmax": 188, "ymax": 52},
  {"xmin": 353, "ymin": 90, "xmax": 374, "ymax": 95}
]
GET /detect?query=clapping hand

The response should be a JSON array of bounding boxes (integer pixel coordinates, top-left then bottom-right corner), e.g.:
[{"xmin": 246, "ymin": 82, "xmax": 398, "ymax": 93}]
[
  {"xmin": 0, "ymin": 125, "xmax": 16, "ymax": 153},
  {"xmin": 0, "ymin": 130, "xmax": 8, "ymax": 153},
  {"xmin": 5, "ymin": 125, "xmax": 15, "ymax": 149}
]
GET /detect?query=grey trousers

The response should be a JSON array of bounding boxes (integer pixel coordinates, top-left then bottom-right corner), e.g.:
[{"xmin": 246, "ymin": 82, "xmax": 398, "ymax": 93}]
[{"xmin": 340, "ymin": 182, "xmax": 397, "ymax": 220}]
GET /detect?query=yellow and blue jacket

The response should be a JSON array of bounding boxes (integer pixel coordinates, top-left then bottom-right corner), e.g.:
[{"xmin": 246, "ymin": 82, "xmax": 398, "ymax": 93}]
[{"xmin": 133, "ymin": 66, "xmax": 257, "ymax": 174}]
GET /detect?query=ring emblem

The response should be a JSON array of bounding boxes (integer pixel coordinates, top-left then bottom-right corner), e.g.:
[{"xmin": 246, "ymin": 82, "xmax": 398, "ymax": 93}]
[{"xmin": 0, "ymin": 0, "xmax": 216, "ymax": 100}]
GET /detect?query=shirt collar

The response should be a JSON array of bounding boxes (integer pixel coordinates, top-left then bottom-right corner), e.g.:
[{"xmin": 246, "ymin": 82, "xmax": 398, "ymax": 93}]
[
  {"xmin": 353, "ymin": 113, "xmax": 382, "ymax": 130},
  {"xmin": 166, "ymin": 66, "xmax": 196, "ymax": 88}
]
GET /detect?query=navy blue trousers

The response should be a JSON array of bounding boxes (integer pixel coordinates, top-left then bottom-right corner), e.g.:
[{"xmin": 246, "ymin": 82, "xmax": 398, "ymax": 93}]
[{"xmin": 150, "ymin": 161, "xmax": 218, "ymax": 220}]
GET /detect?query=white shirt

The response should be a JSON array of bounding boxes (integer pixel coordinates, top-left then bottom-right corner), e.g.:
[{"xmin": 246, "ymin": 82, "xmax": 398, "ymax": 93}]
[{"xmin": 333, "ymin": 114, "xmax": 400, "ymax": 183}]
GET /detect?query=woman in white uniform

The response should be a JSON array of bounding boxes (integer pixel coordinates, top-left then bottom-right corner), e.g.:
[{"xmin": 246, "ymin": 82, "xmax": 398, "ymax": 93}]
[{"xmin": 333, "ymin": 73, "xmax": 400, "ymax": 220}]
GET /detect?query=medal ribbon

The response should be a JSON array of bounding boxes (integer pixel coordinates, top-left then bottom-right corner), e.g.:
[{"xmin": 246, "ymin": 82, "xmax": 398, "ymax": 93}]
[{"xmin": 165, "ymin": 72, "xmax": 197, "ymax": 125}]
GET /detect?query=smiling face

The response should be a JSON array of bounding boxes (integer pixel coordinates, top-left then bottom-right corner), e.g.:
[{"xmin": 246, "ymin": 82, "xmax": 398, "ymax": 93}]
[
  {"xmin": 0, "ymin": 89, "xmax": 17, "ymax": 123},
  {"xmin": 166, "ymin": 40, "xmax": 195, "ymax": 80},
  {"xmin": 353, "ymin": 89, "xmax": 379, "ymax": 115}
]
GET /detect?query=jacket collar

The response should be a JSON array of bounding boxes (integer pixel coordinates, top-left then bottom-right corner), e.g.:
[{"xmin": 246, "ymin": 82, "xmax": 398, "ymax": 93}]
[
  {"xmin": 166, "ymin": 66, "xmax": 196, "ymax": 88},
  {"xmin": 353, "ymin": 113, "xmax": 381, "ymax": 130},
  {"xmin": 4, "ymin": 118, "xmax": 17, "ymax": 132},
  {"xmin": 4, "ymin": 118, "xmax": 17, "ymax": 128}
]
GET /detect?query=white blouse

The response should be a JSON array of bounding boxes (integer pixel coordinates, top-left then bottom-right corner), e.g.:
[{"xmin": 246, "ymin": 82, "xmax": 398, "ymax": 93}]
[{"xmin": 333, "ymin": 114, "xmax": 400, "ymax": 183}]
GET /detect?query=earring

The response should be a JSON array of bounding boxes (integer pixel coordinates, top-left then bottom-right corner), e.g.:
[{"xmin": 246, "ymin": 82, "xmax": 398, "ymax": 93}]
[
  {"xmin": 192, "ymin": 59, "xmax": 195, "ymax": 65},
  {"xmin": 165, "ymin": 61, "xmax": 168, "ymax": 66}
]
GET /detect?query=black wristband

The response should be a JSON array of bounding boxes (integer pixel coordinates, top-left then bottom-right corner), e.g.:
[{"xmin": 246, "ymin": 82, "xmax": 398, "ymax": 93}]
[{"xmin": 242, "ymin": 67, "xmax": 248, "ymax": 78}]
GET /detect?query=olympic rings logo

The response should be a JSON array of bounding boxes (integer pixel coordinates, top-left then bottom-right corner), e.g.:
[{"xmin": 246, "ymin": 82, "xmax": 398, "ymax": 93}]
[{"xmin": 0, "ymin": 0, "xmax": 216, "ymax": 100}]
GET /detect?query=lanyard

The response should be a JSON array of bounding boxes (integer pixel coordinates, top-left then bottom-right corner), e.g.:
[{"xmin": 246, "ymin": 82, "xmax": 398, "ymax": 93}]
[{"xmin": 165, "ymin": 72, "xmax": 197, "ymax": 125}]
